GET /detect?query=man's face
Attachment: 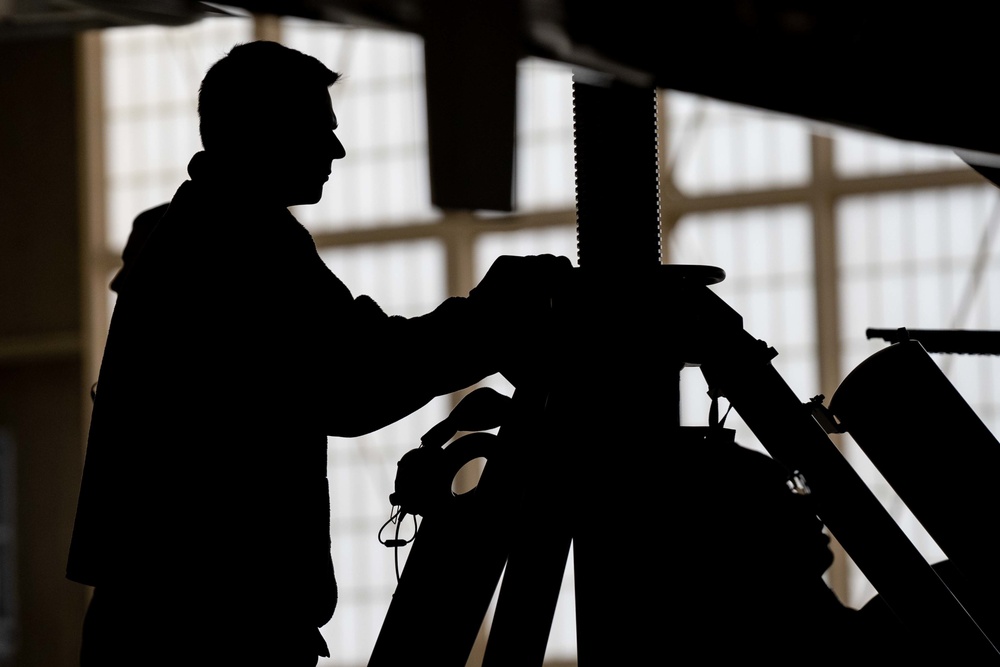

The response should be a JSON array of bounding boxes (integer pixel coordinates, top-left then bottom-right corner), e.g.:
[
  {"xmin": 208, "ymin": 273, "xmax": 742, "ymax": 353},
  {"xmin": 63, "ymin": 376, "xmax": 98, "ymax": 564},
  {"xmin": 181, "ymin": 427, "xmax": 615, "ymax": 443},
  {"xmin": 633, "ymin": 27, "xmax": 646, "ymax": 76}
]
[{"xmin": 266, "ymin": 86, "xmax": 346, "ymax": 207}]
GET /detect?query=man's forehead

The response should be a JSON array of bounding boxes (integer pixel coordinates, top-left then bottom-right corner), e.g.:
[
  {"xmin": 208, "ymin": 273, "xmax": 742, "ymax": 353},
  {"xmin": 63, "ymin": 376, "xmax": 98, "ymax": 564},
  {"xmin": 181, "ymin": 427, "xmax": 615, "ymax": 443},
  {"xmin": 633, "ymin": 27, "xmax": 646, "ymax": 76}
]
[
  {"xmin": 323, "ymin": 89, "xmax": 338, "ymax": 126},
  {"xmin": 320, "ymin": 88, "xmax": 337, "ymax": 127},
  {"xmin": 288, "ymin": 86, "xmax": 337, "ymax": 124}
]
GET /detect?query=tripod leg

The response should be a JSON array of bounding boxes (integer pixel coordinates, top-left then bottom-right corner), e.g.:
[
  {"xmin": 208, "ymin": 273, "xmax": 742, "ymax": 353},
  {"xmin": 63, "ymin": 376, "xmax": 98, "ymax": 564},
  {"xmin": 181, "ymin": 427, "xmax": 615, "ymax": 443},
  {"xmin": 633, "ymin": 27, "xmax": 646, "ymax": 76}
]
[
  {"xmin": 367, "ymin": 487, "xmax": 508, "ymax": 667},
  {"xmin": 697, "ymin": 307, "xmax": 1000, "ymax": 662},
  {"xmin": 368, "ymin": 385, "xmax": 547, "ymax": 667},
  {"xmin": 481, "ymin": 404, "xmax": 574, "ymax": 667},
  {"xmin": 481, "ymin": 524, "xmax": 572, "ymax": 666}
]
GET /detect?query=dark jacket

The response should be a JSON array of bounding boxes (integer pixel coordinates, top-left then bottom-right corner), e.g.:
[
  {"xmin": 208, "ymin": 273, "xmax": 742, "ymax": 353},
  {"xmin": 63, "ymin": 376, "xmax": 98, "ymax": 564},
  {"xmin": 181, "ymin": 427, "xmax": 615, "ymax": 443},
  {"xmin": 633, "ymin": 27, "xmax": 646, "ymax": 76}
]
[{"xmin": 67, "ymin": 152, "xmax": 497, "ymax": 634}]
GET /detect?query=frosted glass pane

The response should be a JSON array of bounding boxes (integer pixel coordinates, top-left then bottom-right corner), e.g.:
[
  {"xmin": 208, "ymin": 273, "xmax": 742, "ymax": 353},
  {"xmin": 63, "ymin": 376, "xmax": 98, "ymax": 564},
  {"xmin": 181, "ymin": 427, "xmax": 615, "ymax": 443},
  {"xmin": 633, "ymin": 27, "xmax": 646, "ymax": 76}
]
[
  {"xmin": 283, "ymin": 18, "xmax": 438, "ymax": 231},
  {"xmin": 834, "ymin": 126, "xmax": 969, "ymax": 177},
  {"xmin": 666, "ymin": 91, "xmax": 810, "ymax": 196},
  {"xmin": 102, "ymin": 17, "xmax": 253, "ymax": 250},
  {"xmin": 475, "ymin": 227, "xmax": 580, "ymax": 280},
  {"xmin": 670, "ymin": 206, "xmax": 818, "ymax": 453},
  {"xmin": 514, "ymin": 58, "xmax": 576, "ymax": 213},
  {"xmin": 320, "ymin": 240, "xmax": 445, "ymax": 316},
  {"xmin": 316, "ymin": 240, "xmax": 451, "ymax": 666}
]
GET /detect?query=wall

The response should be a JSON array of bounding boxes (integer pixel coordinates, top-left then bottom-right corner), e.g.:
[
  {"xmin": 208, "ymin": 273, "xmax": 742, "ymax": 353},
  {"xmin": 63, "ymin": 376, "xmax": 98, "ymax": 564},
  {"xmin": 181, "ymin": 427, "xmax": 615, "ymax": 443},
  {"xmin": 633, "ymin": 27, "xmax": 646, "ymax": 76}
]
[{"xmin": 0, "ymin": 35, "xmax": 88, "ymax": 667}]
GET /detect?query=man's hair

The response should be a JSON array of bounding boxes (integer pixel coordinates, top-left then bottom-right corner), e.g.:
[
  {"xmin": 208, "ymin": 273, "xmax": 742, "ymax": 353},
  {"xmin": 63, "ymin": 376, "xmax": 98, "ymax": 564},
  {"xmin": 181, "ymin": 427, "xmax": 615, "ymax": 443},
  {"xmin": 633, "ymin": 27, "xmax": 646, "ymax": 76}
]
[{"xmin": 197, "ymin": 40, "xmax": 341, "ymax": 152}]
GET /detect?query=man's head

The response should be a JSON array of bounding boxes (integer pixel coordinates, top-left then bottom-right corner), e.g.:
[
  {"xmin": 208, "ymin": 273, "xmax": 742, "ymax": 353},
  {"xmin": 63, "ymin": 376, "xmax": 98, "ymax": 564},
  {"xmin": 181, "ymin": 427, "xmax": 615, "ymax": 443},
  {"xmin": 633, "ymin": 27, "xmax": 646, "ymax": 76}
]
[{"xmin": 198, "ymin": 40, "xmax": 346, "ymax": 206}]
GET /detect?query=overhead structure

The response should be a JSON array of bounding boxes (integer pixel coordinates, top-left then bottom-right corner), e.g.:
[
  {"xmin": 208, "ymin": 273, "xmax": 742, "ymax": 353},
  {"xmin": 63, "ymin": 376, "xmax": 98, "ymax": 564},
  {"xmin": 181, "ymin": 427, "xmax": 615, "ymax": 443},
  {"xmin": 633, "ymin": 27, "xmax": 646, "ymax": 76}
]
[{"xmin": 5, "ymin": 1, "xmax": 1000, "ymax": 209}]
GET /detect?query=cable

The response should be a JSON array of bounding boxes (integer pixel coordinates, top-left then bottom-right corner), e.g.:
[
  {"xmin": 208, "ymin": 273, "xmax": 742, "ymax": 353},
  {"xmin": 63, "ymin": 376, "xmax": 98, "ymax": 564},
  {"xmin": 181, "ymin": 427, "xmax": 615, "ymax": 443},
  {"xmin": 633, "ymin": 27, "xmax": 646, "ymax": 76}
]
[{"xmin": 378, "ymin": 506, "xmax": 418, "ymax": 583}]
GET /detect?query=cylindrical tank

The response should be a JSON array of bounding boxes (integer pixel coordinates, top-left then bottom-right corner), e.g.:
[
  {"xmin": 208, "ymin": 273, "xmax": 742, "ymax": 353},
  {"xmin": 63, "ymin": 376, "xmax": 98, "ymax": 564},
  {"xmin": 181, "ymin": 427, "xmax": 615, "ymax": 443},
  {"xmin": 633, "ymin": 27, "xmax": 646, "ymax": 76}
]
[{"xmin": 829, "ymin": 338, "xmax": 1000, "ymax": 636}]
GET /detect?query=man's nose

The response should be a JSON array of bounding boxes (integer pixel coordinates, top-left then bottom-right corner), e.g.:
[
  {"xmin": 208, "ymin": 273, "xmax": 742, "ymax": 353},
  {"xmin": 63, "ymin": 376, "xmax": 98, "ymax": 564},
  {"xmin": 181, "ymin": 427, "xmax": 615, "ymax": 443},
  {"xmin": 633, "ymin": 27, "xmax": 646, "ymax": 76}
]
[{"xmin": 330, "ymin": 131, "xmax": 346, "ymax": 160}]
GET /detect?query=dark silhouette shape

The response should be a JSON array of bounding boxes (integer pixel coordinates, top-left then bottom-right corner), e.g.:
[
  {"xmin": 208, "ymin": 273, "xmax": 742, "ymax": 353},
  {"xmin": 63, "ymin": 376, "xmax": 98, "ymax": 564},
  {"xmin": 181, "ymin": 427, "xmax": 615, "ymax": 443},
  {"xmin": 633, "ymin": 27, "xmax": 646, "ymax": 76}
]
[
  {"xmin": 866, "ymin": 327, "xmax": 1000, "ymax": 356},
  {"xmin": 373, "ymin": 388, "xmax": 907, "ymax": 665},
  {"xmin": 67, "ymin": 40, "xmax": 572, "ymax": 666},
  {"xmin": 832, "ymin": 335, "xmax": 1000, "ymax": 647},
  {"xmin": 109, "ymin": 202, "xmax": 168, "ymax": 294},
  {"xmin": 367, "ymin": 73, "xmax": 997, "ymax": 665}
]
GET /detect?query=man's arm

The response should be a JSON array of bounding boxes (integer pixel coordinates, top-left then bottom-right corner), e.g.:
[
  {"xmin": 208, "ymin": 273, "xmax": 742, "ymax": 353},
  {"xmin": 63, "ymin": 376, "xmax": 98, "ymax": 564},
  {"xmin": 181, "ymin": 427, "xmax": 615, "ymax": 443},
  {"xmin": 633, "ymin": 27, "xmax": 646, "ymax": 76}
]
[{"xmin": 322, "ymin": 254, "xmax": 573, "ymax": 437}]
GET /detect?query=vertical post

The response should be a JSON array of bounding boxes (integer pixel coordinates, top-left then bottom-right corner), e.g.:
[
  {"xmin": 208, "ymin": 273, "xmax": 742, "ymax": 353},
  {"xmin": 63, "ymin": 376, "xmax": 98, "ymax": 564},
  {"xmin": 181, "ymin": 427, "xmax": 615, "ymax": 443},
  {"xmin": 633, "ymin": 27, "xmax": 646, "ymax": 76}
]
[
  {"xmin": 252, "ymin": 14, "xmax": 282, "ymax": 42},
  {"xmin": 566, "ymin": 72, "xmax": 674, "ymax": 666},
  {"xmin": 571, "ymin": 73, "xmax": 661, "ymax": 271},
  {"xmin": 808, "ymin": 132, "xmax": 851, "ymax": 600}
]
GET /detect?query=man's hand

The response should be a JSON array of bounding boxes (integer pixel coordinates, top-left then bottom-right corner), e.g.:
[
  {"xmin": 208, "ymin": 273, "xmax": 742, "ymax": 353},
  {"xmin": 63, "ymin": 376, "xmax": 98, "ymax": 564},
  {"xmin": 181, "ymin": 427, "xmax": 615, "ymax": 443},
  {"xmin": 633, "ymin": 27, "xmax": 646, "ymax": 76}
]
[
  {"xmin": 468, "ymin": 254, "xmax": 574, "ymax": 386},
  {"xmin": 469, "ymin": 254, "xmax": 573, "ymax": 315}
]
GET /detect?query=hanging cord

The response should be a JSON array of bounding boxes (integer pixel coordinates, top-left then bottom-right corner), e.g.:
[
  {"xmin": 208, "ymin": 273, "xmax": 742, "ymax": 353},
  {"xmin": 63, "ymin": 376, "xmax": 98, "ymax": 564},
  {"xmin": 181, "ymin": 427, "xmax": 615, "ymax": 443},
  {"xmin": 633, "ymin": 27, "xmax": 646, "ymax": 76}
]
[
  {"xmin": 707, "ymin": 387, "xmax": 733, "ymax": 429},
  {"xmin": 378, "ymin": 505, "xmax": 418, "ymax": 583}
]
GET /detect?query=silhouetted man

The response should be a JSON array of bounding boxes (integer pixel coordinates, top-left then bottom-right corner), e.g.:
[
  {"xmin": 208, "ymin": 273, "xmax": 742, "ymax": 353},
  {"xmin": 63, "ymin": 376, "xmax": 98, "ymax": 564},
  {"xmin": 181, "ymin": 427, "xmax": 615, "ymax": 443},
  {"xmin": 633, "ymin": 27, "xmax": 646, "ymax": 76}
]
[{"xmin": 68, "ymin": 40, "xmax": 570, "ymax": 666}]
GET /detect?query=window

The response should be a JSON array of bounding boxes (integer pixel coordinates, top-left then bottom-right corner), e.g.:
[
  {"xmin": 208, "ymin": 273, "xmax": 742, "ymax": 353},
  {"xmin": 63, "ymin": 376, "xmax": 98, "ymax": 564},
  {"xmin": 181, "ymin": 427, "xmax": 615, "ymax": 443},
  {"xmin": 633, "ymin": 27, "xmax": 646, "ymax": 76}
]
[
  {"xmin": 671, "ymin": 205, "xmax": 817, "ymax": 452},
  {"xmin": 836, "ymin": 184, "xmax": 1000, "ymax": 604},
  {"xmin": 103, "ymin": 17, "xmax": 254, "ymax": 250},
  {"xmin": 95, "ymin": 13, "xmax": 1000, "ymax": 666}
]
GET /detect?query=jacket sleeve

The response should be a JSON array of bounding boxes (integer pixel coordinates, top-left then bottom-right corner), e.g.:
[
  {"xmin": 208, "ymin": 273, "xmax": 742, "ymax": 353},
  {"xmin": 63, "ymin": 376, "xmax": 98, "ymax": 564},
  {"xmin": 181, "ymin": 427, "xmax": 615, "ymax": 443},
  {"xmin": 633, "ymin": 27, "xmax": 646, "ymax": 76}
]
[
  {"xmin": 319, "ymin": 293, "xmax": 501, "ymax": 438},
  {"xmin": 313, "ymin": 254, "xmax": 573, "ymax": 438}
]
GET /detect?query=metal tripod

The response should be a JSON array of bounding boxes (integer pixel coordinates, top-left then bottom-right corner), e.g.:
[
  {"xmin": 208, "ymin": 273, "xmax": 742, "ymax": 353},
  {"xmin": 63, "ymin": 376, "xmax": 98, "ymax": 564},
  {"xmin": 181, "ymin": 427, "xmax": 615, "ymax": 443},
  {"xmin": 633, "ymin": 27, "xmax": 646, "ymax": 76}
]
[{"xmin": 368, "ymin": 75, "xmax": 999, "ymax": 665}]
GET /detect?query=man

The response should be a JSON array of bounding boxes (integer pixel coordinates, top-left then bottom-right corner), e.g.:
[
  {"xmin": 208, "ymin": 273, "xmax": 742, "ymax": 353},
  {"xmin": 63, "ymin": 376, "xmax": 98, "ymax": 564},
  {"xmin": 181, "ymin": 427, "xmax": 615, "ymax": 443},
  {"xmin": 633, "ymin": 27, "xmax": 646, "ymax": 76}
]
[
  {"xmin": 68, "ymin": 40, "xmax": 570, "ymax": 665},
  {"xmin": 107, "ymin": 202, "xmax": 167, "ymax": 295}
]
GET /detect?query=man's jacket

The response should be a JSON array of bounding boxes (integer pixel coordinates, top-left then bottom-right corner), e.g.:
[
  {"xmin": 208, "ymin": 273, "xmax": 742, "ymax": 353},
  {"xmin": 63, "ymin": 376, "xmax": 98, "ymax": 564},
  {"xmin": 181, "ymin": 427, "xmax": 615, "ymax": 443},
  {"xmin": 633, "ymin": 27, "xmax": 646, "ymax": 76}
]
[{"xmin": 67, "ymin": 152, "xmax": 497, "ymax": 630}]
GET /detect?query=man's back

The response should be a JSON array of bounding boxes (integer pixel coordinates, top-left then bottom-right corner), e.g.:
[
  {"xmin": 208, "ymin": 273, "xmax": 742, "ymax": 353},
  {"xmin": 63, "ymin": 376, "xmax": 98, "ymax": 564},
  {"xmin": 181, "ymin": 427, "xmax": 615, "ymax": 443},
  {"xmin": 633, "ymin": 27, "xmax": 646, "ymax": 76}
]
[{"xmin": 71, "ymin": 170, "xmax": 347, "ymax": 661}]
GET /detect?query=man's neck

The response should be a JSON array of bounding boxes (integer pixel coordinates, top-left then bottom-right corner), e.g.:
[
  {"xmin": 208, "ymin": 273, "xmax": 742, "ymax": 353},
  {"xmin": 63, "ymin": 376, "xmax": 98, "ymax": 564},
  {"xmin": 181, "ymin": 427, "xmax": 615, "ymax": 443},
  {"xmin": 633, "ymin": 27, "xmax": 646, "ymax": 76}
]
[{"xmin": 187, "ymin": 150, "xmax": 291, "ymax": 208}]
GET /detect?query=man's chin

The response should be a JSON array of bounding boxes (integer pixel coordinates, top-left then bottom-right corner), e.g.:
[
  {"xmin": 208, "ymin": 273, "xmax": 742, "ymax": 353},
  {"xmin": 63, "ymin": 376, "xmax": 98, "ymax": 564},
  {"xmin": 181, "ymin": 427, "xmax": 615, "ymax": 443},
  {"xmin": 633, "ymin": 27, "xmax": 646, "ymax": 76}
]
[{"xmin": 287, "ymin": 186, "xmax": 325, "ymax": 207}]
